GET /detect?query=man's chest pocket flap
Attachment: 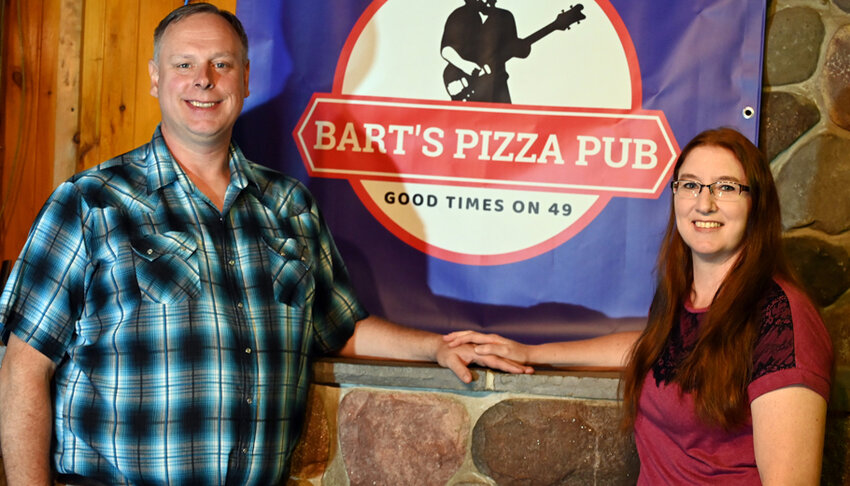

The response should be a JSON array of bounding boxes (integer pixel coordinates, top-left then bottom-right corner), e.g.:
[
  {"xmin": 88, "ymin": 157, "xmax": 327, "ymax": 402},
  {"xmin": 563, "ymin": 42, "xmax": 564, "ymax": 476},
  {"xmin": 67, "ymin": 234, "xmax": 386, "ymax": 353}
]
[
  {"xmin": 263, "ymin": 234, "xmax": 314, "ymax": 307},
  {"xmin": 130, "ymin": 231, "xmax": 200, "ymax": 304}
]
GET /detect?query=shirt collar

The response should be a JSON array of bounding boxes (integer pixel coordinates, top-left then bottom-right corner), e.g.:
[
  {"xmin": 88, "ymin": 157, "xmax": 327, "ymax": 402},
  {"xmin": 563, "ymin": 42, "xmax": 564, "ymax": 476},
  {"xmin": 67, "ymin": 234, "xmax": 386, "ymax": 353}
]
[{"xmin": 144, "ymin": 125, "xmax": 260, "ymax": 195}]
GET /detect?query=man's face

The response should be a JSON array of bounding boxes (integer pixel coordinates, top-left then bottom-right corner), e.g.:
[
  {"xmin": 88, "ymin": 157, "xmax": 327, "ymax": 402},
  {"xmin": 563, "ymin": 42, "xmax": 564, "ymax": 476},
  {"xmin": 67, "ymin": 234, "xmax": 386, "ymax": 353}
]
[
  {"xmin": 472, "ymin": 0, "xmax": 497, "ymax": 13},
  {"xmin": 149, "ymin": 12, "xmax": 249, "ymax": 150}
]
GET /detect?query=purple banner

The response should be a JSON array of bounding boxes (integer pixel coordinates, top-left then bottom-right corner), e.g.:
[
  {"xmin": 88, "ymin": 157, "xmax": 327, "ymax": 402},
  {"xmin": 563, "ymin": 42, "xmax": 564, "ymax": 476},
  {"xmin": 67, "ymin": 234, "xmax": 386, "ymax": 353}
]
[{"xmin": 233, "ymin": 0, "xmax": 765, "ymax": 342}]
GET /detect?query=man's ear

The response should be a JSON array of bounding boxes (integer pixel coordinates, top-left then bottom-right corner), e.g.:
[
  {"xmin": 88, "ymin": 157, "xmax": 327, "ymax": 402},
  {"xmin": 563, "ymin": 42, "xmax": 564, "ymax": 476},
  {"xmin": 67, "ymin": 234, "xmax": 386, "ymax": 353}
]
[
  {"xmin": 149, "ymin": 59, "xmax": 160, "ymax": 98},
  {"xmin": 243, "ymin": 60, "xmax": 250, "ymax": 98}
]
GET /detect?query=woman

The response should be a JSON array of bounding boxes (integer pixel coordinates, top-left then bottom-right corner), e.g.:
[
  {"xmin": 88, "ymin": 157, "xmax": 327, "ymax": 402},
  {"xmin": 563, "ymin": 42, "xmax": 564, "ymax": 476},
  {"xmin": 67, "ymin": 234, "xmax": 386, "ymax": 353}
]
[{"xmin": 445, "ymin": 128, "xmax": 833, "ymax": 484}]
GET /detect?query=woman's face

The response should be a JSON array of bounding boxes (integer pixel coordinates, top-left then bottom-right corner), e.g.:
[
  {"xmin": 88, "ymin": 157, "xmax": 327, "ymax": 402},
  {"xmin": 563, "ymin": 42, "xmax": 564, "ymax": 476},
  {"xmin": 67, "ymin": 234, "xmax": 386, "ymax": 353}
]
[{"xmin": 674, "ymin": 145, "xmax": 751, "ymax": 267}]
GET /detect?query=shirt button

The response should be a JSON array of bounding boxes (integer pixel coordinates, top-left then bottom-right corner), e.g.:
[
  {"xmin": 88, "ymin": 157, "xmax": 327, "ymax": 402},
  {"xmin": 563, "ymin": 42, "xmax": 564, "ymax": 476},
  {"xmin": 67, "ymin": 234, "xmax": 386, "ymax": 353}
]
[
  {"xmin": 245, "ymin": 347, "xmax": 252, "ymax": 354},
  {"xmin": 146, "ymin": 249, "xmax": 153, "ymax": 255},
  {"xmin": 236, "ymin": 302, "xmax": 244, "ymax": 309},
  {"xmin": 241, "ymin": 447, "xmax": 248, "ymax": 454},
  {"xmin": 246, "ymin": 398, "xmax": 253, "ymax": 404},
  {"xmin": 228, "ymin": 259, "xmax": 235, "ymax": 266}
]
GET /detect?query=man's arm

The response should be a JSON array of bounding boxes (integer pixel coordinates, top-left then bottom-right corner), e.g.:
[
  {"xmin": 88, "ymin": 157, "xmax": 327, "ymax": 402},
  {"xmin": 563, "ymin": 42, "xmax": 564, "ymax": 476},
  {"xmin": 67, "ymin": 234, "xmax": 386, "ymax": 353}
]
[
  {"xmin": 0, "ymin": 334, "xmax": 56, "ymax": 486},
  {"xmin": 337, "ymin": 315, "xmax": 532, "ymax": 383},
  {"xmin": 440, "ymin": 46, "xmax": 487, "ymax": 77}
]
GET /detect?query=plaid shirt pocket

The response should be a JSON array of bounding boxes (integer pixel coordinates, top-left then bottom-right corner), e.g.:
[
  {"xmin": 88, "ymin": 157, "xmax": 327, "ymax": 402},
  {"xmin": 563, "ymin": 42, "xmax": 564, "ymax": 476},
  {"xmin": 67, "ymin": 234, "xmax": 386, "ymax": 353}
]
[
  {"xmin": 130, "ymin": 231, "xmax": 200, "ymax": 304},
  {"xmin": 262, "ymin": 233, "xmax": 314, "ymax": 307}
]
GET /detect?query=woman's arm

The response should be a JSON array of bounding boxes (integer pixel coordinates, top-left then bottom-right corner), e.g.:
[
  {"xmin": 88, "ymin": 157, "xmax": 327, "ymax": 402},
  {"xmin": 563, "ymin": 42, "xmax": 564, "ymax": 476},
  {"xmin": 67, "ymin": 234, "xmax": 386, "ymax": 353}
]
[
  {"xmin": 444, "ymin": 330, "xmax": 641, "ymax": 368},
  {"xmin": 751, "ymin": 385, "xmax": 827, "ymax": 485},
  {"xmin": 337, "ymin": 315, "xmax": 533, "ymax": 383}
]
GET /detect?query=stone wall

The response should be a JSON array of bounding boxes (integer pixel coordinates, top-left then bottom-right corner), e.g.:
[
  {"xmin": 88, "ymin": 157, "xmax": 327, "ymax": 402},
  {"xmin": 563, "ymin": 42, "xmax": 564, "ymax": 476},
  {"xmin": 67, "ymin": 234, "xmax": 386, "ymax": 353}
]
[
  {"xmin": 762, "ymin": 2, "xmax": 850, "ymax": 484},
  {"xmin": 289, "ymin": 357, "xmax": 849, "ymax": 486},
  {"xmin": 288, "ymin": 360, "xmax": 638, "ymax": 486}
]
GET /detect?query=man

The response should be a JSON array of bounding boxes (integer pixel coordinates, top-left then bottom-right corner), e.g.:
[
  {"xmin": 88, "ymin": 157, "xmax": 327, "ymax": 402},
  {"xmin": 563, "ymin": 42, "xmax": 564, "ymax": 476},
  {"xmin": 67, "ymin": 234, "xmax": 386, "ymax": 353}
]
[
  {"xmin": 441, "ymin": 0, "xmax": 531, "ymax": 102},
  {"xmin": 0, "ymin": 4, "xmax": 528, "ymax": 485}
]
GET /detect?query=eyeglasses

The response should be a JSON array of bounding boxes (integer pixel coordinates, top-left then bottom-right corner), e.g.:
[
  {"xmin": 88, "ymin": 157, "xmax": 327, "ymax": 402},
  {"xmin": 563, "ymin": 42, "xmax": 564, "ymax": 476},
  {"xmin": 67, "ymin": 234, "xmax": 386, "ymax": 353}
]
[{"xmin": 671, "ymin": 180, "xmax": 750, "ymax": 200}]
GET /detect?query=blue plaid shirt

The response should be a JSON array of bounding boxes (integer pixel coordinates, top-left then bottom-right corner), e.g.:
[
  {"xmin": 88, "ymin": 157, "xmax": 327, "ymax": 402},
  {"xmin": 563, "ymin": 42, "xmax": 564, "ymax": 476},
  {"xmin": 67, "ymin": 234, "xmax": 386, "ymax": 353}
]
[{"xmin": 0, "ymin": 128, "xmax": 367, "ymax": 485}]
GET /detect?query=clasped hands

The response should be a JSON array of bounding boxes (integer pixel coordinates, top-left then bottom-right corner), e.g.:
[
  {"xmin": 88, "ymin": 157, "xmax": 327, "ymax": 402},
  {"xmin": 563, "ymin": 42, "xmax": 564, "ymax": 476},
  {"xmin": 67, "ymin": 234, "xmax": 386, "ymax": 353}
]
[{"xmin": 436, "ymin": 330, "xmax": 534, "ymax": 383}]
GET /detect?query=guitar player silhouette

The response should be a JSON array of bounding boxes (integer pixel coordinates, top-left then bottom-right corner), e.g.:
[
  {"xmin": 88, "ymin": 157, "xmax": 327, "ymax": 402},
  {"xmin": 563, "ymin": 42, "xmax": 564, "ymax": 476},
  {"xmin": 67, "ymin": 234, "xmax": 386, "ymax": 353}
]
[{"xmin": 441, "ymin": 0, "xmax": 586, "ymax": 103}]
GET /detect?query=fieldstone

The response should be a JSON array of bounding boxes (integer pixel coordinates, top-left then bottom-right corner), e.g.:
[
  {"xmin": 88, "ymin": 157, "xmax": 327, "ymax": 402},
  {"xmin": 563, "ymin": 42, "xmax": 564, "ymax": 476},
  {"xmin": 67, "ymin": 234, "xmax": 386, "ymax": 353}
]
[
  {"xmin": 822, "ymin": 291, "xmax": 850, "ymax": 366},
  {"xmin": 822, "ymin": 414, "xmax": 850, "ymax": 486},
  {"xmin": 313, "ymin": 359, "xmax": 490, "ymax": 392},
  {"xmin": 763, "ymin": 7, "xmax": 824, "ymax": 86},
  {"xmin": 776, "ymin": 134, "xmax": 850, "ymax": 234},
  {"xmin": 493, "ymin": 370, "xmax": 620, "ymax": 400},
  {"xmin": 448, "ymin": 472, "xmax": 498, "ymax": 485},
  {"xmin": 834, "ymin": 0, "xmax": 850, "ymax": 14},
  {"xmin": 759, "ymin": 91, "xmax": 819, "ymax": 161},
  {"xmin": 320, "ymin": 458, "xmax": 351, "ymax": 486},
  {"xmin": 288, "ymin": 388, "xmax": 331, "ymax": 480},
  {"xmin": 338, "ymin": 390, "xmax": 469, "ymax": 486},
  {"xmin": 783, "ymin": 235, "xmax": 850, "ymax": 307},
  {"xmin": 591, "ymin": 409, "xmax": 640, "ymax": 485},
  {"xmin": 823, "ymin": 25, "xmax": 850, "ymax": 130},
  {"xmin": 471, "ymin": 399, "xmax": 637, "ymax": 485}
]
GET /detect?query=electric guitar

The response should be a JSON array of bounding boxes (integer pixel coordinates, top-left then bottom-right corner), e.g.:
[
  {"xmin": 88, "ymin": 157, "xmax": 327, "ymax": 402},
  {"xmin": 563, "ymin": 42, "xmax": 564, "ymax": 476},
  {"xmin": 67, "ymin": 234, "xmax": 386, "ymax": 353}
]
[{"xmin": 443, "ymin": 4, "xmax": 587, "ymax": 102}]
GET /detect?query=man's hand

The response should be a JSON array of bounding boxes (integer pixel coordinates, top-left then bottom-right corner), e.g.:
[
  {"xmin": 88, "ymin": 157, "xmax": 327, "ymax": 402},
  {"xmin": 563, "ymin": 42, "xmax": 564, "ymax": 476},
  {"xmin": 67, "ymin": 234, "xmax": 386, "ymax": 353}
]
[
  {"xmin": 435, "ymin": 339, "xmax": 533, "ymax": 383},
  {"xmin": 443, "ymin": 330, "xmax": 531, "ymax": 366},
  {"xmin": 338, "ymin": 316, "xmax": 533, "ymax": 384}
]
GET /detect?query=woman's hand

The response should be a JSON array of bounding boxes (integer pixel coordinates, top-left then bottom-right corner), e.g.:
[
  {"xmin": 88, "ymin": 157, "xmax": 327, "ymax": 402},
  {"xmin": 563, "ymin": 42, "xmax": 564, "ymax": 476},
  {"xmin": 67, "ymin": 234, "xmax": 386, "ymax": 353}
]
[
  {"xmin": 444, "ymin": 330, "xmax": 532, "ymax": 366},
  {"xmin": 445, "ymin": 330, "xmax": 641, "ymax": 369}
]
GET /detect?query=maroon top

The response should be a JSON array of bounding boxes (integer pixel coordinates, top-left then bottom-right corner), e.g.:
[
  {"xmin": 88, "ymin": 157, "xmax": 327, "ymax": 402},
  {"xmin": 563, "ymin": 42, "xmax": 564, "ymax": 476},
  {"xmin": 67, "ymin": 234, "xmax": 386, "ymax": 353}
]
[{"xmin": 634, "ymin": 278, "xmax": 833, "ymax": 484}]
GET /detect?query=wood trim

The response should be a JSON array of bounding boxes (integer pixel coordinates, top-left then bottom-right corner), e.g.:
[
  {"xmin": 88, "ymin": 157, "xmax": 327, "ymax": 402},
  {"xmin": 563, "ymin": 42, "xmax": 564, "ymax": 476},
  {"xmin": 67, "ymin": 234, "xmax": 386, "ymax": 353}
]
[{"xmin": 53, "ymin": 0, "xmax": 83, "ymax": 187}]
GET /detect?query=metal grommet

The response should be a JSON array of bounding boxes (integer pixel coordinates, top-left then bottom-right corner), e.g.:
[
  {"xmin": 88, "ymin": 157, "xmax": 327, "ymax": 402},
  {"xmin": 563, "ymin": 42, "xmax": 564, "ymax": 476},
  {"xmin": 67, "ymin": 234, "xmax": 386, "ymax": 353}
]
[{"xmin": 742, "ymin": 106, "xmax": 755, "ymax": 120}]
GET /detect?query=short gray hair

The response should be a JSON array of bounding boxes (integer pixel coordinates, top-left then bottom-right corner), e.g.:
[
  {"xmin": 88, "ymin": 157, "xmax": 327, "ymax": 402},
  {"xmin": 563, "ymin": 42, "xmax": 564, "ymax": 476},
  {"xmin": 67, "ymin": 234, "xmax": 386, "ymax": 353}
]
[{"xmin": 153, "ymin": 2, "xmax": 249, "ymax": 62}]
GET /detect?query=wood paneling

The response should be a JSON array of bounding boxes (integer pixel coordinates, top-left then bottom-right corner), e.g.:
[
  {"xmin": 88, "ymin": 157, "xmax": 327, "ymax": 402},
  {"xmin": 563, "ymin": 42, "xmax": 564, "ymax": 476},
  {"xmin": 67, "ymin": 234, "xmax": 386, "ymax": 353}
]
[
  {"xmin": 79, "ymin": 0, "xmax": 236, "ymax": 171},
  {"xmin": 1, "ymin": 0, "xmax": 237, "ymax": 261},
  {"xmin": 0, "ymin": 0, "xmax": 59, "ymax": 261}
]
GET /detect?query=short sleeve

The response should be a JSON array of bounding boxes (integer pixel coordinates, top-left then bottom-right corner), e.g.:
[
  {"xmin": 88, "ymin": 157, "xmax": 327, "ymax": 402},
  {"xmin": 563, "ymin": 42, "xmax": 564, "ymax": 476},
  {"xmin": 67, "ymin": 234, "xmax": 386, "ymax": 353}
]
[
  {"xmin": 0, "ymin": 182, "xmax": 89, "ymax": 363},
  {"xmin": 287, "ymin": 186, "xmax": 367, "ymax": 354},
  {"xmin": 748, "ymin": 279, "xmax": 833, "ymax": 403}
]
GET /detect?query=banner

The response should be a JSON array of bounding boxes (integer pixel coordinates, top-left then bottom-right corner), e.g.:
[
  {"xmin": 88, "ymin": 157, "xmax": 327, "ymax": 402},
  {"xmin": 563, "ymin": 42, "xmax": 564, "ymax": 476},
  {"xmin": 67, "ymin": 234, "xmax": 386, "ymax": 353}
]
[{"xmin": 233, "ymin": 0, "xmax": 765, "ymax": 342}]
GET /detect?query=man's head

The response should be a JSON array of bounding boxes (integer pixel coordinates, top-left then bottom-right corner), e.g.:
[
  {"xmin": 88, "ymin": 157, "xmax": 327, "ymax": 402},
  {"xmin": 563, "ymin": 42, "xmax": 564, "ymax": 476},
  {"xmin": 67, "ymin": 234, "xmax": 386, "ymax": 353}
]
[
  {"xmin": 149, "ymin": 3, "xmax": 250, "ymax": 150},
  {"xmin": 153, "ymin": 3, "xmax": 249, "ymax": 64},
  {"xmin": 465, "ymin": 0, "xmax": 497, "ymax": 12}
]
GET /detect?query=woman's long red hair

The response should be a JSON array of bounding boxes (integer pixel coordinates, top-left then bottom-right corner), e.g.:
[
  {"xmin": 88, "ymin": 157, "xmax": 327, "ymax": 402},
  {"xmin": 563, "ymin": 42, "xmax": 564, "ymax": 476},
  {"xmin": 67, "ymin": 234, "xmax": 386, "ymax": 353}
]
[{"xmin": 621, "ymin": 128, "xmax": 795, "ymax": 430}]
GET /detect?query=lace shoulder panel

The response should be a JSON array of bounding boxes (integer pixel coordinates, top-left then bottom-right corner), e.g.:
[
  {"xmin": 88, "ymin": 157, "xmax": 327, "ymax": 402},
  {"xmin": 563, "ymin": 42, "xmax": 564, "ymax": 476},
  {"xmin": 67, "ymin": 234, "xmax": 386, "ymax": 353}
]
[
  {"xmin": 651, "ymin": 281, "xmax": 796, "ymax": 387},
  {"xmin": 751, "ymin": 281, "xmax": 795, "ymax": 381},
  {"xmin": 653, "ymin": 311, "xmax": 698, "ymax": 386}
]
